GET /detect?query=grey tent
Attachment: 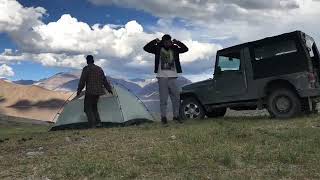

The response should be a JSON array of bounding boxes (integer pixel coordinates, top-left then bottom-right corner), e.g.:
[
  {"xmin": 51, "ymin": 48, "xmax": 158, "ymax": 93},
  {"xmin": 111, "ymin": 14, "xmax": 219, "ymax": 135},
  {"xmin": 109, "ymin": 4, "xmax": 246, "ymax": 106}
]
[{"xmin": 50, "ymin": 84, "xmax": 155, "ymax": 130}]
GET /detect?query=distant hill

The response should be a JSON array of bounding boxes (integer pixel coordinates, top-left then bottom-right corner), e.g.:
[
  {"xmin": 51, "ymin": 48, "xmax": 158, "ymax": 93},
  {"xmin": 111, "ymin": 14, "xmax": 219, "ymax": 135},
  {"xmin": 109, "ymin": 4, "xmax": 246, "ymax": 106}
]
[
  {"xmin": 16, "ymin": 71, "xmax": 192, "ymax": 101},
  {"xmin": 129, "ymin": 78, "xmax": 145, "ymax": 82},
  {"xmin": 13, "ymin": 80, "xmax": 37, "ymax": 85},
  {"xmin": 0, "ymin": 72, "xmax": 193, "ymax": 121},
  {"xmin": 129, "ymin": 78, "xmax": 158, "ymax": 88},
  {"xmin": 138, "ymin": 77, "xmax": 192, "ymax": 100},
  {"xmin": 32, "ymin": 72, "xmax": 192, "ymax": 100},
  {"xmin": 35, "ymin": 72, "xmax": 79, "ymax": 91},
  {"xmin": 0, "ymin": 80, "xmax": 72, "ymax": 121},
  {"xmin": 0, "ymin": 77, "xmax": 11, "ymax": 82},
  {"xmin": 40, "ymin": 72, "xmax": 143, "ymax": 93}
]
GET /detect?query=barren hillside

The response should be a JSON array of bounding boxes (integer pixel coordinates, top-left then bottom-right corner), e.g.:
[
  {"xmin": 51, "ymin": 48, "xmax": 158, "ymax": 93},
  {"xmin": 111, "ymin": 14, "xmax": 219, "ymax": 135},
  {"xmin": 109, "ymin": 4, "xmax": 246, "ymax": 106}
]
[{"xmin": 0, "ymin": 80, "xmax": 73, "ymax": 121}]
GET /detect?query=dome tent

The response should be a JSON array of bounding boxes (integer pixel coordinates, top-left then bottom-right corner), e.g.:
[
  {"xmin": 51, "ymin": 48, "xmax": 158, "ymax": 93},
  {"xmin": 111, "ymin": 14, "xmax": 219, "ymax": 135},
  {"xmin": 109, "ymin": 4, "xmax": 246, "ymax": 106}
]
[{"xmin": 50, "ymin": 83, "xmax": 155, "ymax": 131}]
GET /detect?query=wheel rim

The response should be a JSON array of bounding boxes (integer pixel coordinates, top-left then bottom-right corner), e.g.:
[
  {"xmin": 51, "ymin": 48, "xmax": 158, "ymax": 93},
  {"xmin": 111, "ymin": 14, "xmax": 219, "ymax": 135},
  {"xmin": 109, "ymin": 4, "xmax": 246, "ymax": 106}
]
[
  {"xmin": 184, "ymin": 103, "xmax": 201, "ymax": 119},
  {"xmin": 275, "ymin": 95, "xmax": 292, "ymax": 113}
]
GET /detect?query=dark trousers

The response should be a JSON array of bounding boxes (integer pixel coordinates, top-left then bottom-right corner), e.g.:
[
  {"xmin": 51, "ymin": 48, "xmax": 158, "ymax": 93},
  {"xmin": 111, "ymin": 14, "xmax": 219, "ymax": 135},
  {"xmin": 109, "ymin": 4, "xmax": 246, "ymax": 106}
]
[{"xmin": 84, "ymin": 94, "xmax": 101, "ymax": 128}]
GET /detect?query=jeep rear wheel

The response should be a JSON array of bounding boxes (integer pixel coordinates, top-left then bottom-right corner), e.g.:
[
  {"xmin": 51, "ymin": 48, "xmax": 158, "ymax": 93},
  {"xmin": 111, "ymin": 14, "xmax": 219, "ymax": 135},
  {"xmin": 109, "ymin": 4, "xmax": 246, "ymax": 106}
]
[
  {"xmin": 206, "ymin": 107, "xmax": 227, "ymax": 118},
  {"xmin": 180, "ymin": 97, "xmax": 205, "ymax": 120},
  {"xmin": 267, "ymin": 88, "xmax": 301, "ymax": 118}
]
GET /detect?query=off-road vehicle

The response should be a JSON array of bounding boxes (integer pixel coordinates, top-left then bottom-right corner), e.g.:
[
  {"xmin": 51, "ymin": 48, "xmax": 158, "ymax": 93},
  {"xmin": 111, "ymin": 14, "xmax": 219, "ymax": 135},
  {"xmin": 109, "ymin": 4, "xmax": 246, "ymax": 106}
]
[{"xmin": 180, "ymin": 31, "xmax": 320, "ymax": 119}]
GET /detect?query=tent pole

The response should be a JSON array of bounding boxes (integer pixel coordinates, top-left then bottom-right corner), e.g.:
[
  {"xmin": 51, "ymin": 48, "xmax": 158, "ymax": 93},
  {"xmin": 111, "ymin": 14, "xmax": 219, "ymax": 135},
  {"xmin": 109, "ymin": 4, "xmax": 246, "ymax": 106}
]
[
  {"xmin": 50, "ymin": 91, "xmax": 76, "ymax": 123},
  {"xmin": 108, "ymin": 79, "xmax": 125, "ymax": 123}
]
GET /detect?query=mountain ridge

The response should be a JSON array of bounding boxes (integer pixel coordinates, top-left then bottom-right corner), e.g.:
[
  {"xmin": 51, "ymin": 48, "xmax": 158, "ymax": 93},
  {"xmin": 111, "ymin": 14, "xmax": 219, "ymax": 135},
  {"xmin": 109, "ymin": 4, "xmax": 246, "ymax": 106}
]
[{"xmin": 28, "ymin": 72, "xmax": 192, "ymax": 100}]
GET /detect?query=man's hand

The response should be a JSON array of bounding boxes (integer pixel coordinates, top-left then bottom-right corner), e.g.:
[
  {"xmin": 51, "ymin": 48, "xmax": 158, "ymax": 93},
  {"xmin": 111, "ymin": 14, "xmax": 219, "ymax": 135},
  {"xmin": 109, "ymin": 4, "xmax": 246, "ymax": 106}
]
[
  {"xmin": 155, "ymin": 38, "xmax": 161, "ymax": 43},
  {"xmin": 172, "ymin": 39, "xmax": 179, "ymax": 44},
  {"xmin": 76, "ymin": 91, "xmax": 81, "ymax": 97}
]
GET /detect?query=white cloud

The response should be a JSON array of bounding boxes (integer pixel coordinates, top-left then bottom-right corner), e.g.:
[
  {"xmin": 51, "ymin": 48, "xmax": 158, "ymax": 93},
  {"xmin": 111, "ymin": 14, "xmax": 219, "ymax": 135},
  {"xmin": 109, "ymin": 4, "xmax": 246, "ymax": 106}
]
[
  {"xmin": 0, "ymin": 0, "xmax": 45, "ymax": 32},
  {"xmin": 88, "ymin": 0, "xmax": 309, "ymax": 21},
  {"xmin": 86, "ymin": 0, "xmax": 320, "ymax": 83},
  {"xmin": 0, "ymin": 0, "xmax": 221, "ymax": 81},
  {"xmin": 0, "ymin": 51, "xmax": 92, "ymax": 69},
  {"xmin": 88, "ymin": 0, "xmax": 320, "ymax": 44},
  {"xmin": 4, "ymin": 0, "xmax": 320, "ymax": 82},
  {"xmin": 0, "ymin": 64, "xmax": 14, "ymax": 77},
  {"xmin": 181, "ymin": 40, "xmax": 221, "ymax": 63}
]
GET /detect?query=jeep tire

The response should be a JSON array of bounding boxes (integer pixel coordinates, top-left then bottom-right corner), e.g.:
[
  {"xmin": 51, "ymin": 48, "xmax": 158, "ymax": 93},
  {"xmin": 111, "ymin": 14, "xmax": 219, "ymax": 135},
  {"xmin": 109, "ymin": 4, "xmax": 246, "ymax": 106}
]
[
  {"xmin": 267, "ymin": 88, "xmax": 301, "ymax": 118},
  {"xmin": 180, "ymin": 97, "xmax": 205, "ymax": 120}
]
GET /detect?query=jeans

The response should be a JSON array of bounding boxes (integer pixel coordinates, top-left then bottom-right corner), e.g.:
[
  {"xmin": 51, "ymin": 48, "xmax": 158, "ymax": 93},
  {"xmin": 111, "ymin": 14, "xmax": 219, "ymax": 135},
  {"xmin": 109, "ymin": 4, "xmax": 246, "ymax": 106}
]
[
  {"xmin": 84, "ymin": 94, "xmax": 101, "ymax": 128},
  {"xmin": 157, "ymin": 77, "xmax": 180, "ymax": 118}
]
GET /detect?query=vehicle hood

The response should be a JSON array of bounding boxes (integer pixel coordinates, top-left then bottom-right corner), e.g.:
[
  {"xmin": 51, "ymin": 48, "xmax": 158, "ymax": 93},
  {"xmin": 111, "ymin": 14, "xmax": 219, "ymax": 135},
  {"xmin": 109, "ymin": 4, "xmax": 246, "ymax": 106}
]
[{"xmin": 182, "ymin": 79, "xmax": 211, "ymax": 91}]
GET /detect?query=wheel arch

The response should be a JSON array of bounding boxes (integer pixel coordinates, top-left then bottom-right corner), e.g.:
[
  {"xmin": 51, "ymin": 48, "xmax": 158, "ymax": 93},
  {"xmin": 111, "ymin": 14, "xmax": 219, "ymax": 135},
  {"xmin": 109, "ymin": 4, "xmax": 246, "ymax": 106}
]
[
  {"xmin": 264, "ymin": 79, "xmax": 300, "ymax": 98},
  {"xmin": 180, "ymin": 92, "xmax": 202, "ymax": 103},
  {"xmin": 180, "ymin": 92, "xmax": 211, "ymax": 113}
]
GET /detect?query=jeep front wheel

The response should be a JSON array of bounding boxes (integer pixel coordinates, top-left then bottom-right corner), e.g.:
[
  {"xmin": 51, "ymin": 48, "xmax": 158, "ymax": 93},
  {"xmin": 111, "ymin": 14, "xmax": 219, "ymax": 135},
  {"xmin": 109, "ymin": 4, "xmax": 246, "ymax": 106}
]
[
  {"xmin": 180, "ymin": 97, "xmax": 205, "ymax": 120},
  {"xmin": 267, "ymin": 89, "xmax": 301, "ymax": 118}
]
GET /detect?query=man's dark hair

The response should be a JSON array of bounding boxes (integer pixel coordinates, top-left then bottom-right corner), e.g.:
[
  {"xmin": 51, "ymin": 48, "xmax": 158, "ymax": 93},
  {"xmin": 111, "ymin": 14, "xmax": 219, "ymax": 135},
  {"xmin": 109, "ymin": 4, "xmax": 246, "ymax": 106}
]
[
  {"xmin": 162, "ymin": 34, "xmax": 172, "ymax": 41},
  {"xmin": 86, "ymin": 55, "xmax": 94, "ymax": 64}
]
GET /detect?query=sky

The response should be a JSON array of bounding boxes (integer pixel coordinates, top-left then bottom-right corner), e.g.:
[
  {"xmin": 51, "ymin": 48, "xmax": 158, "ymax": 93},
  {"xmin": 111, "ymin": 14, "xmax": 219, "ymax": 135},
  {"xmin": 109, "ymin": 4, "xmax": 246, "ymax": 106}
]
[{"xmin": 1, "ymin": 0, "xmax": 320, "ymax": 82}]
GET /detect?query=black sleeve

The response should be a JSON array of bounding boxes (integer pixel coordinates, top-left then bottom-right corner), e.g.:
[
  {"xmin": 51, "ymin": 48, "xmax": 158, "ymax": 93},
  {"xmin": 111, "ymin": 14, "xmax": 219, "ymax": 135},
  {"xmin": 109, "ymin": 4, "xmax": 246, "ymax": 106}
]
[
  {"xmin": 175, "ymin": 41, "xmax": 189, "ymax": 53},
  {"xmin": 102, "ymin": 69, "xmax": 112, "ymax": 92},
  {"xmin": 77, "ymin": 67, "xmax": 87, "ymax": 93},
  {"xmin": 143, "ymin": 39, "xmax": 158, "ymax": 54}
]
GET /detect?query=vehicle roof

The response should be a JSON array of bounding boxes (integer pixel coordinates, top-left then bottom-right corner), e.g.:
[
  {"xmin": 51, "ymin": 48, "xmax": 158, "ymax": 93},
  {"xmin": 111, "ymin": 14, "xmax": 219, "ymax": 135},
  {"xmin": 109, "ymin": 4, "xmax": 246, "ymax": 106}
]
[{"xmin": 218, "ymin": 31, "xmax": 305, "ymax": 53}]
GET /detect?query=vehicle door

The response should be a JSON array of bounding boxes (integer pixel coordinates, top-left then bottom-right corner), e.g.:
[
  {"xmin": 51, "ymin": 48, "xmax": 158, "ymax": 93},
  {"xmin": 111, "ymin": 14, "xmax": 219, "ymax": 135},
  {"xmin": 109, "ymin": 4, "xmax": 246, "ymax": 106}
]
[{"xmin": 213, "ymin": 49, "xmax": 248, "ymax": 103}]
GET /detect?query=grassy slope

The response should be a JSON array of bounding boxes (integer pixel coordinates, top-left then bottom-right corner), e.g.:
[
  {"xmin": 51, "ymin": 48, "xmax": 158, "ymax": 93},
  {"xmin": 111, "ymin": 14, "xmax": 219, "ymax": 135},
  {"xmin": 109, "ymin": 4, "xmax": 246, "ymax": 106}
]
[{"xmin": 1, "ymin": 116, "xmax": 320, "ymax": 180}]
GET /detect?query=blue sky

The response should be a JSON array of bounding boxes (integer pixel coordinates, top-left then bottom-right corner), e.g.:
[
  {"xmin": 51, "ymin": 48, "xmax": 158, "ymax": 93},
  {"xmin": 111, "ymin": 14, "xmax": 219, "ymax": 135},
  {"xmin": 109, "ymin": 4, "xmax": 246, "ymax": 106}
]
[
  {"xmin": 1, "ymin": 0, "xmax": 320, "ymax": 82},
  {"xmin": 1, "ymin": 0, "xmax": 159, "ymax": 81},
  {"xmin": 18, "ymin": 0, "xmax": 158, "ymax": 26}
]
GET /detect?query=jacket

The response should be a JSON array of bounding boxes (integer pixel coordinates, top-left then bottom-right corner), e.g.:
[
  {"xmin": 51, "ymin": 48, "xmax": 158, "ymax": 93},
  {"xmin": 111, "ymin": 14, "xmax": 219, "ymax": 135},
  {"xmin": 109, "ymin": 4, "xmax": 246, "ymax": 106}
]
[
  {"xmin": 143, "ymin": 39, "xmax": 189, "ymax": 73},
  {"xmin": 77, "ymin": 64, "xmax": 112, "ymax": 96}
]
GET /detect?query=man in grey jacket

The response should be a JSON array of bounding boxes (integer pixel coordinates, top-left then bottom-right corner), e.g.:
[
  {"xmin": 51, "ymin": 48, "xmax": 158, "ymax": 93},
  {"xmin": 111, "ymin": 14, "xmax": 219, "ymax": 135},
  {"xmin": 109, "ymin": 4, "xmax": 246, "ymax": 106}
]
[{"xmin": 144, "ymin": 34, "xmax": 189, "ymax": 124}]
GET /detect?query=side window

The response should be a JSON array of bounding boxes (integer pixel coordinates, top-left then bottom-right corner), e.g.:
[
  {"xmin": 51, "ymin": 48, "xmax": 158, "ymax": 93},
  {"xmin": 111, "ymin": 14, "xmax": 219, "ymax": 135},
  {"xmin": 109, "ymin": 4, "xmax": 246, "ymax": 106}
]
[
  {"xmin": 254, "ymin": 40, "xmax": 297, "ymax": 61},
  {"xmin": 217, "ymin": 52, "xmax": 241, "ymax": 72}
]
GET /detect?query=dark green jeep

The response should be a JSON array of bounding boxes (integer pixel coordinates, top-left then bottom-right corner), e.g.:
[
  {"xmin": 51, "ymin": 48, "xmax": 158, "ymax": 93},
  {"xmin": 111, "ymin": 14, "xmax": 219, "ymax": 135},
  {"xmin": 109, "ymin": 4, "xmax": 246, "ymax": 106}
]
[{"xmin": 180, "ymin": 31, "xmax": 320, "ymax": 119}]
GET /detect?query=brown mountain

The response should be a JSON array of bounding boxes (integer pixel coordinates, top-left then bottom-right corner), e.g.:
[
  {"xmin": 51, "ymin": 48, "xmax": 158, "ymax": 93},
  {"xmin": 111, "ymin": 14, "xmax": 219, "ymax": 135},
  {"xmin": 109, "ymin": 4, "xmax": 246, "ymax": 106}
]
[
  {"xmin": 0, "ymin": 80, "xmax": 73, "ymax": 122},
  {"xmin": 35, "ymin": 72, "xmax": 80, "ymax": 91}
]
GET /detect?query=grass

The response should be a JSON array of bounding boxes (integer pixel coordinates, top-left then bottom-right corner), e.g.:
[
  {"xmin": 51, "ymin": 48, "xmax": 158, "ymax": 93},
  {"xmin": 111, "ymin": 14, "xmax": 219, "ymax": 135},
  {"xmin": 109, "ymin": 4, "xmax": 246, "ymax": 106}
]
[{"xmin": 1, "ymin": 115, "xmax": 320, "ymax": 179}]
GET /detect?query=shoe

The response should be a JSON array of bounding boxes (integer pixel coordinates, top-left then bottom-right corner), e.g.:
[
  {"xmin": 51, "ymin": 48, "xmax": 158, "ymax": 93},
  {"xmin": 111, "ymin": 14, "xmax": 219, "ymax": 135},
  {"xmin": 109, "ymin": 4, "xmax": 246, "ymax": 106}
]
[
  {"xmin": 96, "ymin": 123, "xmax": 103, "ymax": 128},
  {"xmin": 173, "ymin": 117, "xmax": 183, "ymax": 124},
  {"xmin": 161, "ymin": 117, "xmax": 168, "ymax": 125}
]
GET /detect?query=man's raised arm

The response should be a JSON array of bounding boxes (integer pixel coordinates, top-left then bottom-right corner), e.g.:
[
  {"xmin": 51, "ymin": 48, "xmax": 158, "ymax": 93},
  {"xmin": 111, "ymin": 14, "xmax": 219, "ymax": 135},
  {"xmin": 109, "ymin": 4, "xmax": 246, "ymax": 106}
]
[
  {"xmin": 173, "ymin": 39, "xmax": 189, "ymax": 53},
  {"xmin": 143, "ymin": 39, "xmax": 160, "ymax": 54}
]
